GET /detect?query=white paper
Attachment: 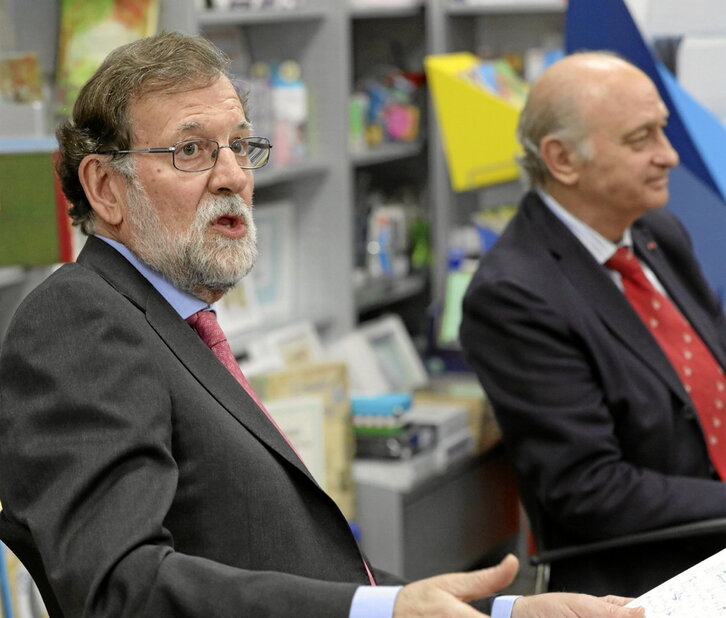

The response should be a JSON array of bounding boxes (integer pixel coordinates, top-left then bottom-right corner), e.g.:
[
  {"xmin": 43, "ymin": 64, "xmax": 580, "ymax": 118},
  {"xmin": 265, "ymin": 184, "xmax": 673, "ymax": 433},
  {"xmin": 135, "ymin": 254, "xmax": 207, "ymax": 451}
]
[{"xmin": 626, "ymin": 547, "xmax": 726, "ymax": 617}]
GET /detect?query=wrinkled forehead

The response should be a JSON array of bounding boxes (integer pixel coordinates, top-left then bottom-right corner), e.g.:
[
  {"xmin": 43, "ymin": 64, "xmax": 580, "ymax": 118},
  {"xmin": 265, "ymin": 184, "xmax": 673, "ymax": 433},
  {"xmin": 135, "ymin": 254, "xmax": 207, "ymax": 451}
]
[{"xmin": 129, "ymin": 77, "xmax": 248, "ymax": 143}]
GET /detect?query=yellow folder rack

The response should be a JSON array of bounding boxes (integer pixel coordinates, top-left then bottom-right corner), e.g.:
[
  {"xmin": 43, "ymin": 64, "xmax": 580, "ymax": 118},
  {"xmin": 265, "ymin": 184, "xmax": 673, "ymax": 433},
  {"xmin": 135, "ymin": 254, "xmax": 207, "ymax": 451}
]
[{"xmin": 425, "ymin": 52, "xmax": 523, "ymax": 192}]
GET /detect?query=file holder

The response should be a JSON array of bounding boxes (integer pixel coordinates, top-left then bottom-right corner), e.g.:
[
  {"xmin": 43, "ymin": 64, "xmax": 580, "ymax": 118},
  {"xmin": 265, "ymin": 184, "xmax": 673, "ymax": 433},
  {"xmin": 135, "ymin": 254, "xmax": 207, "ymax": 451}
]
[{"xmin": 425, "ymin": 52, "xmax": 522, "ymax": 192}]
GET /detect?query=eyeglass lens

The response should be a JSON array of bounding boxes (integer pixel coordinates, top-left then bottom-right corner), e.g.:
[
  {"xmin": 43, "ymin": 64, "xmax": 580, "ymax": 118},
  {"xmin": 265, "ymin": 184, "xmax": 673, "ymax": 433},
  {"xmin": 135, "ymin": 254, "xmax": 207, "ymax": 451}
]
[{"xmin": 173, "ymin": 138, "xmax": 270, "ymax": 171}]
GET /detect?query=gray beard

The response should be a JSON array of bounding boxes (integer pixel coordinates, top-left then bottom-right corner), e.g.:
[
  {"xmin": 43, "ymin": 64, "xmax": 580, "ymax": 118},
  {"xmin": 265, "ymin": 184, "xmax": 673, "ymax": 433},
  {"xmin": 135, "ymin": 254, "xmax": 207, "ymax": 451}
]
[{"xmin": 125, "ymin": 179, "xmax": 258, "ymax": 300}]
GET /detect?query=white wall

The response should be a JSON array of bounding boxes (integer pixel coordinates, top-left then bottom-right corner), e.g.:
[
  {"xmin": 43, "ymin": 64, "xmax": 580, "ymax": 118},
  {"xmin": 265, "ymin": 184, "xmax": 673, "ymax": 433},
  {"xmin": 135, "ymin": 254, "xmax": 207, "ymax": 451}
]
[
  {"xmin": 624, "ymin": 0, "xmax": 726, "ymax": 123},
  {"xmin": 625, "ymin": 0, "xmax": 726, "ymax": 37}
]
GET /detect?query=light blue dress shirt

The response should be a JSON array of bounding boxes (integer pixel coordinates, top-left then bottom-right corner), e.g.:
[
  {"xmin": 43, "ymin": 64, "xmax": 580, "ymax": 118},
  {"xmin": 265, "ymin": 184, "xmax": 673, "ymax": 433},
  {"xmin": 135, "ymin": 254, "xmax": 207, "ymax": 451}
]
[
  {"xmin": 95, "ymin": 235, "xmax": 519, "ymax": 618},
  {"xmin": 349, "ymin": 586, "xmax": 401, "ymax": 618},
  {"xmin": 349, "ymin": 587, "xmax": 519, "ymax": 617},
  {"xmin": 537, "ymin": 189, "xmax": 667, "ymax": 295}
]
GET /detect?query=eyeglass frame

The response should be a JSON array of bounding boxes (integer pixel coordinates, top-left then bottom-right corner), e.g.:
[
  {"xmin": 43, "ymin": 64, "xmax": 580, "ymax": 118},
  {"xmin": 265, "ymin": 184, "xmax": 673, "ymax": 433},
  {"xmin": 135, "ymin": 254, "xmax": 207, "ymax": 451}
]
[{"xmin": 97, "ymin": 136, "xmax": 273, "ymax": 172}]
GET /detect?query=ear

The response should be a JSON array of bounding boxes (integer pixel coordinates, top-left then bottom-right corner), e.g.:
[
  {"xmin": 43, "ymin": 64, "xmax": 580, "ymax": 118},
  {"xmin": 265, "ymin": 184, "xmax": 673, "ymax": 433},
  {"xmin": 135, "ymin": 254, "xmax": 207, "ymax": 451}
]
[
  {"xmin": 78, "ymin": 155, "xmax": 128, "ymax": 227},
  {"xmin": 539, "ymin": 135, "xmax": 581, "ymax": 186}
]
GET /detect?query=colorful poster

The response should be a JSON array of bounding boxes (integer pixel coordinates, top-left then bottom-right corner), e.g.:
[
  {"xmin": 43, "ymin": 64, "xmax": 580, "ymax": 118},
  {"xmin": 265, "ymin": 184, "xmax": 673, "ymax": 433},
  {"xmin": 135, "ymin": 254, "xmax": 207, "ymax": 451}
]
[
  {"xmin": 55, "ymin": 0, "xmax": 159, "ymax": 117},
  {"xmin": 0, "ymin": 53, "xmax": 43, "ymax": 103}
]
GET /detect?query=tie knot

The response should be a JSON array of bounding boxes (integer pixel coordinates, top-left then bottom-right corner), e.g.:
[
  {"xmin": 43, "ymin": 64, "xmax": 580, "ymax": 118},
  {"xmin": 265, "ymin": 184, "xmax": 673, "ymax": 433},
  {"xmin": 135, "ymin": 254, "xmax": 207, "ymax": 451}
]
[
  {"xmin": 186, "ymin": 310, "xmax": 226, "ymax": 348},
  {"xmin": 605, "ymin": 246, "xmax": 641, "ymax": 278}
]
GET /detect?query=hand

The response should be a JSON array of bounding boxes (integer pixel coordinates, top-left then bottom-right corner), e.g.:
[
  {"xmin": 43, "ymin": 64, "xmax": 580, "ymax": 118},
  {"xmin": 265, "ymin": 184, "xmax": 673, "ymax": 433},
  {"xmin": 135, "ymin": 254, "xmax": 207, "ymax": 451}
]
[
  {"xmin": 393, "ymin": 553, "xmax": 520, "ymax": 617},
  {"xmin": 513, "ymin": 593, "xmax": 645, "ymax": 617}
]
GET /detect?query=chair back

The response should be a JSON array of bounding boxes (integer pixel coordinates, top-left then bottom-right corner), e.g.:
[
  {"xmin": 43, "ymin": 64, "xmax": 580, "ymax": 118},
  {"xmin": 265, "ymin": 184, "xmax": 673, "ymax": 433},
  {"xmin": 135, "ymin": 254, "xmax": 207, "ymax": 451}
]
[
  {"xmin": 0, "ymin": 511, "xmax": 64, "ymax": 617},
  {"xmin": 511, "ymin": 474, "xmax": 553, "ymax": 592}
]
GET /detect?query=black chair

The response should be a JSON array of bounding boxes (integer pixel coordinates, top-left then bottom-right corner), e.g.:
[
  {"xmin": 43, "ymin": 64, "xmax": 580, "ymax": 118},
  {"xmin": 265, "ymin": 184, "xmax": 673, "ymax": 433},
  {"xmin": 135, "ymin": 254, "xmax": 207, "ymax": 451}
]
[
  {"xmin": 0, "ymin": 510, "xmax": 64, "ymax": 618},
  {"xmin": 521, "ymin": 482, "xmax": 726, "ymax": 595}
]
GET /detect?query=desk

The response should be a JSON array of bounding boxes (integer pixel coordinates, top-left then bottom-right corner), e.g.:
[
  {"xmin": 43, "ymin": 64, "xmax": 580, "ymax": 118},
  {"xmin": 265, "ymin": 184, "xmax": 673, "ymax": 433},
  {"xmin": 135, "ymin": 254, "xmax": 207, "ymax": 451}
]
[{"xmin": 355, "ymin": 445, "xmax": 519, "ymax": 580}]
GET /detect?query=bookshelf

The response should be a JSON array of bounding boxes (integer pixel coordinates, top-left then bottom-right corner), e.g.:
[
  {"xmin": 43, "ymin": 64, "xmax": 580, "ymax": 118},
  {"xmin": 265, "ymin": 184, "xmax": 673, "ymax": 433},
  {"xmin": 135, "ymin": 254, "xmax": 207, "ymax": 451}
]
[
  {"xmin": 427, "ymin": 0, "xmax": 565, "ymax": 304},
  {"xmin": 0, "ymin": 0, "xmax": 564, "ymax": 591},
  {"xmin": 348, "ymin": 2, "xmax": 431, "ymax": 339},
  {"xmin": 0, "ymin": 0, "xmax": 565, "ymax": 354}
]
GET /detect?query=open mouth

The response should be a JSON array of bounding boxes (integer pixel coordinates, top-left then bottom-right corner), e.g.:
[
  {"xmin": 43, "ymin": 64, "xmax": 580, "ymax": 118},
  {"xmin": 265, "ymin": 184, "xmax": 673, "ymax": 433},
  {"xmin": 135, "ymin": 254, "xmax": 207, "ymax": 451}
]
[{"xmin": 212, "ymin": 214, "xmax": 246, "ymax": 238}]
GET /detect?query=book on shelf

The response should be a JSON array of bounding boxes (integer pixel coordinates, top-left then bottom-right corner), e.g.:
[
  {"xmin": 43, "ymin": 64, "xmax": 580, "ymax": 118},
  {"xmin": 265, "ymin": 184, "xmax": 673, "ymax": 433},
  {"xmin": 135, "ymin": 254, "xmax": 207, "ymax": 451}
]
[
  {"xmin": 0, "ymin": 53, "xmax": 43, "ymax": 104},
  {"xmin": 56, "ymin": 0, "xmax": 160, "ymax": 117},
  {"xmin": 250, "ymin": 361, "xmax": 357, "ymax": 520},
  {"xmin": 326, "ymin": 314, "xmax": 429, "ymax": 397},
  {"xmin": 0, "ymin": 148, "xmax": 75, "ymax": 267}
]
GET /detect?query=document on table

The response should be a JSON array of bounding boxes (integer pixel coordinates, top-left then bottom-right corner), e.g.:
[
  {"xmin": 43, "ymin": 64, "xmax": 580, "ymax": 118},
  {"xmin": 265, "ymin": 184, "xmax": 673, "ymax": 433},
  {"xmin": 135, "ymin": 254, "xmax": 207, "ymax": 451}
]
[{"xmin": 625, "ymin": 547, "xmax": 726, "ymax": 616}]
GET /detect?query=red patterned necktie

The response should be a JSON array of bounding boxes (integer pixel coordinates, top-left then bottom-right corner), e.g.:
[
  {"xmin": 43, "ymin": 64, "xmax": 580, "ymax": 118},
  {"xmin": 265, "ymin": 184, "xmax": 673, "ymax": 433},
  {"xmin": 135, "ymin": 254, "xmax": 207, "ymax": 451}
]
[
  {"xmin": 186, "ymin": 309, "xmax": 377, "ymax": 585},
  {"xmin": 605, "ymin": 246, "xmax": 726, "ymax": 478}
]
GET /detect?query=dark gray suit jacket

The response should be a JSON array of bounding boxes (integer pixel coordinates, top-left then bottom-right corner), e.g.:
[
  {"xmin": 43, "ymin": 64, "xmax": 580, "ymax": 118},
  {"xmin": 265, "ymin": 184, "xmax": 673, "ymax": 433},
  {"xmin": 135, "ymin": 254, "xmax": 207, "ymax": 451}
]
[
  {"xmin": 460, "ymin": 192, "xmax": 726, "ymax": 596},
  {"xmin": 0, "ymin": 236, "xmax": 400, "ymax": 616}
]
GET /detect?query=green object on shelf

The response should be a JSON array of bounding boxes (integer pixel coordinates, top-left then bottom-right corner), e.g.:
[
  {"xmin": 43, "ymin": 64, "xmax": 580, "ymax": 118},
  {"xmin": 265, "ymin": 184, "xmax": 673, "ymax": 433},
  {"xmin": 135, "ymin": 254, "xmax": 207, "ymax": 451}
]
[
  {"xmin": 438, "ymin": 269, "xmax": 474, "ymax": 347},
  {"xmin": 0, "ymin": 151, "xmax": 66, "ymax": 266},
  {"xmin": 354, "ymin": 425, "xmax": 406, "ymax": 437},
  {"xmin": 409, "ymin": 217, "xmax": 432, "ymax": 269}
]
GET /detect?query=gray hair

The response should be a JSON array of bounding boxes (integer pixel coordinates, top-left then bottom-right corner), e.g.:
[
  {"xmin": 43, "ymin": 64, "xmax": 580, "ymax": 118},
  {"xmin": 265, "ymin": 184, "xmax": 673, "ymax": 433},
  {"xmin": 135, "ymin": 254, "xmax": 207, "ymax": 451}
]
[{"xmin": 56, "ymin": 31, "xmax": 246, "ymax": 235}]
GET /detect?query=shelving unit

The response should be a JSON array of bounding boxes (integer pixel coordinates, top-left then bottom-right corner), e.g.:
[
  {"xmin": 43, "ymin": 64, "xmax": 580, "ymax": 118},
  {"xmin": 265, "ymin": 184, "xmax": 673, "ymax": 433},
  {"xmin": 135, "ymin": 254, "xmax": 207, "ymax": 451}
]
[
  {"xmin": 0, "ymin": 0, "xmax": 564, "ymax": 586},
  {"xmin": 348, "ymin": 2, "xmax": 431, "ymax": 336},
  {"xmin": 0, "ymin": 0, "xmax": 565, "ymax": 355},
  {"xmin": 197, "ymin": 5, "xmax": 329, "ymax": 26},
  {"xmin": 194, "ymin": 2, "xmax": 355, "ymax": 350},
  {"xmin": 446, "ymin": 2, "xmax": 565, "ymax": 15},
  {"xmin": 350, "ymin": 141, "xmax": 424, "ymax": 167},
  {"xmin": 427, "ymin": 0, "xmax": 565, "ymax": 303}
]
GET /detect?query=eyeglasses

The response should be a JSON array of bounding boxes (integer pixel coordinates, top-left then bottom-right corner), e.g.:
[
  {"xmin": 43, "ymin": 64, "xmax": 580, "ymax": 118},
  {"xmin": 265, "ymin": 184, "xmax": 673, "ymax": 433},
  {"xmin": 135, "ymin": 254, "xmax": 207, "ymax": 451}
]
[{"xmin": 98, "ymin": 137, "xmax": 273, "ymax": 172}]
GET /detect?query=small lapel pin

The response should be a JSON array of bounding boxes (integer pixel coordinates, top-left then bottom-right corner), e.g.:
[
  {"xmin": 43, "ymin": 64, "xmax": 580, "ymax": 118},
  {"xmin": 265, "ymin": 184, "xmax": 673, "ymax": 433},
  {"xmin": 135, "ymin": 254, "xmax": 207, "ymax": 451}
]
[{"xmin": 647, "ymin": 241, "xmax": 658, "ymax": 250}]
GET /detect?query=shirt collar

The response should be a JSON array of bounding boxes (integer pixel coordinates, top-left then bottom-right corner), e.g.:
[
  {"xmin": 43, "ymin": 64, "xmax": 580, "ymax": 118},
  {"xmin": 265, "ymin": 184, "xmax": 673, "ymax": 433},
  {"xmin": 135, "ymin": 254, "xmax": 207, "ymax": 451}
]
[
  {"xmin": 95, "ymin": 235, "xmax": 210, "ymax": 319},
  {"xmin": 536, "ymin": 188, "xmax": 633, "ymax": 264}
]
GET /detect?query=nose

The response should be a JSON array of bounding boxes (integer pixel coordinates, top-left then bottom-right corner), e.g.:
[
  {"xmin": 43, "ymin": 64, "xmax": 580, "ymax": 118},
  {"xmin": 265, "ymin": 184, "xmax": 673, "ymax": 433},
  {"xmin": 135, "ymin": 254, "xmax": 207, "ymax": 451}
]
[
  {"xmin": 655, "ymin": 130, "xmax": 680, "ymax": 169},
  {"xmin": 207, "ymin": 145, "xmax": 251, "ymax": 195}
]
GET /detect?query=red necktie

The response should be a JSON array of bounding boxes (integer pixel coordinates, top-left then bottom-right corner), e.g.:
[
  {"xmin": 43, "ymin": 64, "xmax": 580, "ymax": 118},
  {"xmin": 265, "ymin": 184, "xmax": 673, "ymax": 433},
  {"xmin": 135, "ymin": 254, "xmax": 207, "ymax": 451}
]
[
  {"xmin": 186, "ymin": 309, "xmax": 377, "ymax": 585},
  {"xmin": 605, "ymin": 247, "xmax": 726, "ymax": 478}
]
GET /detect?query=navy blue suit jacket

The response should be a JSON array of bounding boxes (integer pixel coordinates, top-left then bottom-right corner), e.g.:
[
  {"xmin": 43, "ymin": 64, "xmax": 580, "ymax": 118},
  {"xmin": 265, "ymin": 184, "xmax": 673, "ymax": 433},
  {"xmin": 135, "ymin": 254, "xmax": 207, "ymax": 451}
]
[{"xmin": 461, "ymin": 192, "xmax": 726, "ymax": 596}]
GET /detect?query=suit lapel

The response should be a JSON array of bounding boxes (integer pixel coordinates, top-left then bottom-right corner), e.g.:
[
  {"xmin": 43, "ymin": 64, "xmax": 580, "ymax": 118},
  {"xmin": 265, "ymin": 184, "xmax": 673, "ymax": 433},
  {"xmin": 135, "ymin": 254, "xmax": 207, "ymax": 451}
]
[
  {"xmin": 77, "ymin": 236, "xmax": 314, "ymax": 480},
  {"xmin": 145, "ymin": 293, "xmax": 313, "ymax": 477},
  {"xmin": 527, "ymin": 197, "xmax": 688, "ymax": 400}
]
